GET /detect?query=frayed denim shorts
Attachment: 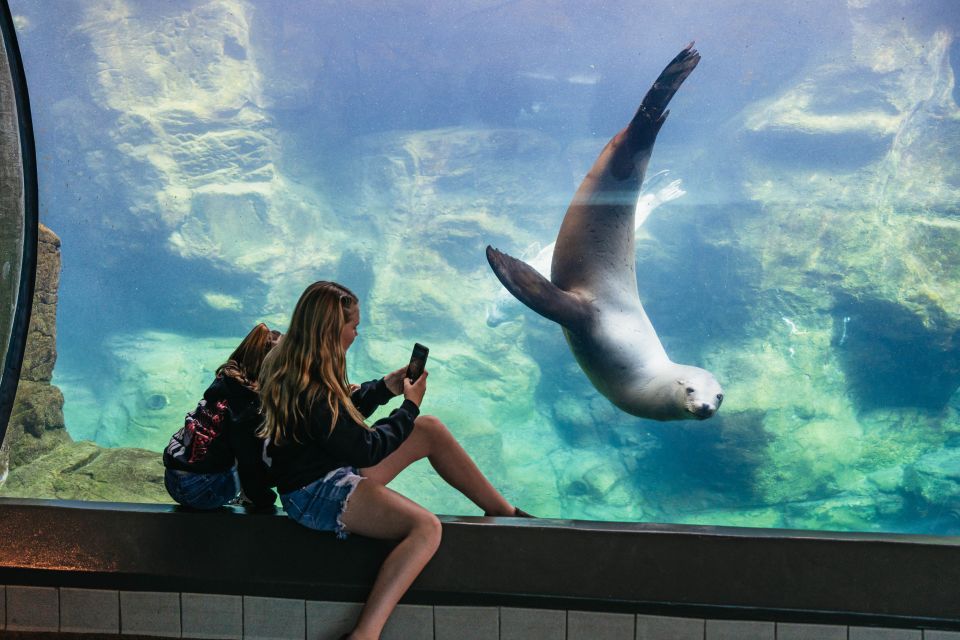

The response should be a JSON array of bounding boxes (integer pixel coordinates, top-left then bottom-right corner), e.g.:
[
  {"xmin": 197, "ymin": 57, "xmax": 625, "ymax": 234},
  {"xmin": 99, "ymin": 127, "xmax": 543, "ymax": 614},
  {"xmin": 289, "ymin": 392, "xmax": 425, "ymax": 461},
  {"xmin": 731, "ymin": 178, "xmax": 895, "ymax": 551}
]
[
  {"xmin": 280, "ymin": 466, "xmax": 365, "ymax": 540},
  {"xmin": 164, "ymin": 467, "xmax": 239, "ymax": 510}
]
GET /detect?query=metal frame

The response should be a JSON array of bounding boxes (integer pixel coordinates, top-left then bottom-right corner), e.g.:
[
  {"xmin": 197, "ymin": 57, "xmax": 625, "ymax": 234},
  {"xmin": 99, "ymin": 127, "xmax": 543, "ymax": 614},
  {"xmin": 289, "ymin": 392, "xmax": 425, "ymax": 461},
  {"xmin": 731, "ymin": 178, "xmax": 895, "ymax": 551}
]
[{"xmin": 0, "ymin": 0, "xmax": 38, "ymax": 445}]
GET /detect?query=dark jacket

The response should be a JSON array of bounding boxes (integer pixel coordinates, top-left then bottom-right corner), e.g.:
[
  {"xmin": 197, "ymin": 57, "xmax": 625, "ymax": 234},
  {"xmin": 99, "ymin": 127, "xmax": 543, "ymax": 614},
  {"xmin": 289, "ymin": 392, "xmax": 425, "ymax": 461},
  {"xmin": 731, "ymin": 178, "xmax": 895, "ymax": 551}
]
[
  {"xmin": 163, "ymin": 375, "xmax": 276, "ymax": 507},
  {"xmin": 266, "ymin": 378, "xmax": 419, "ymax": 495}
]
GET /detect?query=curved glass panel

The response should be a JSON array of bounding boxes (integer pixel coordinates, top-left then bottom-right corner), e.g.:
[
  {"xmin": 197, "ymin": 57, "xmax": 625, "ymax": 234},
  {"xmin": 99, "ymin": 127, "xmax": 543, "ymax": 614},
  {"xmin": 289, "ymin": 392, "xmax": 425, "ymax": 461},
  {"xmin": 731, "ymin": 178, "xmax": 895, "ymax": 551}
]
[
  {"xmin": 0, "ymin": 10, "xmax": 22, "ymax": 418},
  {"xmin": 5, "ymin": 1, "xmax": 960, "ymax": 534},
  {"xmin": 0, "ymin": 0, "xmax": 36, "ymax": 466}
]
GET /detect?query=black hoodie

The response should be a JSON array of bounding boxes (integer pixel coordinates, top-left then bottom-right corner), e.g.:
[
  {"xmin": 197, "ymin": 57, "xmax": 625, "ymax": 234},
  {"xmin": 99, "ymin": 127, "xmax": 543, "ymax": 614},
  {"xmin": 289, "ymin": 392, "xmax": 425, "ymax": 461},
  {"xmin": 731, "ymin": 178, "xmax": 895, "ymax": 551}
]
[
  {"xmin": 163, "ymin": 375, "xmax": 276, "ymax": 507},
  {"xmin": 266, "ymin": 378, "xmax": 420, "ymax": 495}
]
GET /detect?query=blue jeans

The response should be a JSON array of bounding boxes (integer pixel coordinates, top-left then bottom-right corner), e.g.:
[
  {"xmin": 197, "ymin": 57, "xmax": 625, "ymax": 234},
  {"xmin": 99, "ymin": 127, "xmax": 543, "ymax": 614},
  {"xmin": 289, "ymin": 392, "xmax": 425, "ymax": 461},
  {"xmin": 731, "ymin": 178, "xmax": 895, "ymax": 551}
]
[
  {"xmin": 280, "ymin": 466, "xmax": 364, "ymax": 540},
  {"xmin": 164, "ymin": 467, "xmax": 239, "ymax": 510}
]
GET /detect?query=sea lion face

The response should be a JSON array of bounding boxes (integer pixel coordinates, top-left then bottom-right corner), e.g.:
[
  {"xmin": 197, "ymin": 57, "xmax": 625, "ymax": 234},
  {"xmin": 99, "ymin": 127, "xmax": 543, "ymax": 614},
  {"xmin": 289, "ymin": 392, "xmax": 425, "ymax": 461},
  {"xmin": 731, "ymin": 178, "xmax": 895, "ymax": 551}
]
[{"xmin": 677, "ymin": 369, "xmax": 724, "ymax": 420}]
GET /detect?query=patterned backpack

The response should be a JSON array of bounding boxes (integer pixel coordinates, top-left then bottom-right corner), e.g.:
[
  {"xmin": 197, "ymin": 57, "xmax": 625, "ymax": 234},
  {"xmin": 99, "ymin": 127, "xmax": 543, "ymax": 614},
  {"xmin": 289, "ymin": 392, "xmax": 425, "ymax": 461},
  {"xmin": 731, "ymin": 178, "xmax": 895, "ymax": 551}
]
[{"xmin": 165, "ymin": 398, "xmax": 229, "ymax": 464}]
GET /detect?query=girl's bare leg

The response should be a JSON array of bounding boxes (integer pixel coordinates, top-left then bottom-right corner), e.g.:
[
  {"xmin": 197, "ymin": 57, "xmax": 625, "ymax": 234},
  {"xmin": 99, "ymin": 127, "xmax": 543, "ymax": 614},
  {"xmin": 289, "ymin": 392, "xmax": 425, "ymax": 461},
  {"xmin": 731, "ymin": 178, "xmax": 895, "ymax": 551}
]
[
  {"xmin": 361, "ymin": 415, "xmax": 514, "ymax": 516},
  {"xmin": 338, "ymin": 480, "xmax": 442, "ymax": 640}
]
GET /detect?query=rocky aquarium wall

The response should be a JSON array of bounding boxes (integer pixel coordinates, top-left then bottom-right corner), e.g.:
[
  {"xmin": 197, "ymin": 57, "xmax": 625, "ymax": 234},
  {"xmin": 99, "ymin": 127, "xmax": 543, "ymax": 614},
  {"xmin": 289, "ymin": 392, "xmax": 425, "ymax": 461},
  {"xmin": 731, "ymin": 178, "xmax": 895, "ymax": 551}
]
[{"xmin": 2, "ymin": 0, "xmax": 959, "ymax": 534}]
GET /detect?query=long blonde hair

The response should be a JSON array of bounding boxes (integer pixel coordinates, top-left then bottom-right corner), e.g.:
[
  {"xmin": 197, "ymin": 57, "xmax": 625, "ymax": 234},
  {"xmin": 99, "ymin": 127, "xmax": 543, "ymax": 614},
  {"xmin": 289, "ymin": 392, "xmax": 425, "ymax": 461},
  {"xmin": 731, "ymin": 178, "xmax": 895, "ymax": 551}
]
[{"xmin": 258, "ymin": 281, "xmax": 367, "ymax": 444}]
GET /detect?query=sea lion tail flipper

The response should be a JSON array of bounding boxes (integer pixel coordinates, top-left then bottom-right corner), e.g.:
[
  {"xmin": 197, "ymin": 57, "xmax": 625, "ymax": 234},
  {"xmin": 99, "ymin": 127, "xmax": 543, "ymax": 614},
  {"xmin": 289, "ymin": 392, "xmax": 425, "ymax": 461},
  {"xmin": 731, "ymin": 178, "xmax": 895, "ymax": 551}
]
[
  {"xmin": 486, "ymin": 246, "xmax": 589, "ymax": 329},
  {"xmin": 610, "ymin": 44, "xmax": 700, "ymax": 179},
  {"xmin": 636, "ymin": 42, "xmax": 700, "ymax": 124}
]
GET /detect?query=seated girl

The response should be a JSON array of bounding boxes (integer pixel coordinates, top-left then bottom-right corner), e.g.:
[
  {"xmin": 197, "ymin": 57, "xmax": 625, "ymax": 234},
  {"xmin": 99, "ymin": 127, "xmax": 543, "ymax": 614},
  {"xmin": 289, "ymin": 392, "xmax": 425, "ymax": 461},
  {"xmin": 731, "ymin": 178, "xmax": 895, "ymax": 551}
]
[
  {"xmin": 258, "ymin": 281, "xmax": 528, "ymax": 640},
  {"xmin": 162, "ymin": 323, "xmax": 280, "ymax": 510}
]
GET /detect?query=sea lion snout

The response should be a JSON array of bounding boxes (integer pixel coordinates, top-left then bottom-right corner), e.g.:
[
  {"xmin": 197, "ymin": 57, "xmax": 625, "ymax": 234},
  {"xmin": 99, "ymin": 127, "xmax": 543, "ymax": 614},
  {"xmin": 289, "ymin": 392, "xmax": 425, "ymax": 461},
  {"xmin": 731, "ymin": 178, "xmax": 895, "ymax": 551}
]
[{"xmin": 692, "ymin": 403, "xmax": 717, "ymax": 420}]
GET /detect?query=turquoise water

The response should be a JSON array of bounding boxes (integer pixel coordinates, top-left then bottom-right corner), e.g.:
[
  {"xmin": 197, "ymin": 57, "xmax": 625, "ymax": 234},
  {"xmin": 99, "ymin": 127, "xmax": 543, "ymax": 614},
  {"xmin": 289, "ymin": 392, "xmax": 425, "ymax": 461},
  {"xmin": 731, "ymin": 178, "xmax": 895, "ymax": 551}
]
[{"xmin": 9, "ymin": 0, "xmax": 960, "ymax": 533}]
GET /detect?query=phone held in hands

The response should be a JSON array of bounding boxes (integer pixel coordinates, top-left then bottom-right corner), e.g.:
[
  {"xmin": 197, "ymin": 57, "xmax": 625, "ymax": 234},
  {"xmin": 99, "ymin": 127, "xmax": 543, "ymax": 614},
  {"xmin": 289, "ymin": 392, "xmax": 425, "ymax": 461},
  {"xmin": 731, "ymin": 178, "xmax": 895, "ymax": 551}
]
[{"xmin": 406, "ymin": 343, "xmax": 429, "ymax": 381}]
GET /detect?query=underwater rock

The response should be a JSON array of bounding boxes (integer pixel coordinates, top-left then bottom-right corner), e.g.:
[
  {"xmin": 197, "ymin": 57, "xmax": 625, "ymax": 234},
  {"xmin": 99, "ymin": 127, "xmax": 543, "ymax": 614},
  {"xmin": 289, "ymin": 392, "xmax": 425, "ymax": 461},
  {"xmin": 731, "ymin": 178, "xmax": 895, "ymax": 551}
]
[
  {"xmin": 79, "ymin": 0, "xmax": 275, "ymax": 226},
  {"xmin": 720, "ymin": 323, "xmax": 863, "ymax": 505},
  {"xmin": 866, "ymin": 465, "xmax": 905, "ymax": 495},
  {"xmin": 0, "ymin": 440, "xmax": 166, "ymax": 503},
  {"xmin": 834, "ymin": 294, "xmax": 960, "ymax": 411},
  {"xmin": 1, "ymin": 225, "xmax": 68, "ymax": 484},
  {"xmin": 674, "ymin": 507, "xmax": 784, "ymax": 529},
  {"xmin": 633, "ymin": 409, "xmax": 773, "ymax": 515},
  {"xmin": 549, "ymin": 446, "xmax": 646, "ymax": 521},
  {"xmin": 7, "ymin": 380, "xmax": 68, "ymax": 466},
  {"xmin": 904, "ymin": 448, "xmax": 960, "ymax": 508},
  {"xmin": 560, "ymin": 457, "xmax": 619, "ymax": 500},
  {"xmin": 736, "ymin": 19, "xmax": 960, "ymax": 413},
  {"xmin": 23, "ymin": 226, "xmax": 59, "ymax": 376},
  {"xmin": 63, "ymin": 331, "xmax": 239, "ymax": 452},
  {"xmin": 0, "ymin": 225, "xmax": 171, "ymax": 503},
  {"xmin": 356, "ymin": 126, "xmax": 565, "ymax": 410},
  {"xmin": 68, "ymin": 0, "xmax": 348, "ymax": 322},
  {"xmin": 782, "ymin": 492, "xmax": 899, "ymax": 532},
  {"xmin": 20, "ymin": 225, "xmax": 60, "ymax": 383}
]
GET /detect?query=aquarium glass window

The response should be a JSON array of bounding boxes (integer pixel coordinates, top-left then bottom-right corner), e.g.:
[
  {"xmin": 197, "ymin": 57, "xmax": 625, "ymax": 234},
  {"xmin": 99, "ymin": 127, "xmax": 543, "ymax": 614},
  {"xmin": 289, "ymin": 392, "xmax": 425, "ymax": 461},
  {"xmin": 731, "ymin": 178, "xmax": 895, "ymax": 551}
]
[{"xmin": 4, "ymin": 0, "xmax": 960, "ymax": 535}]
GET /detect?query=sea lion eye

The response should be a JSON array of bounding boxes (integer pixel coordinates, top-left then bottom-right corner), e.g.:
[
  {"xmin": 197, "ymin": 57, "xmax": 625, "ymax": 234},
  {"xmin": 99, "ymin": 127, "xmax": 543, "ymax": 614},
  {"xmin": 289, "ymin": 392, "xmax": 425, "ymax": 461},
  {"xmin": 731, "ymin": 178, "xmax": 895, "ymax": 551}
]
[
  {"xmin": 685, "ymin": 386, "xmax": 695, "ymax": 394},
  {"xmin": 716, "ymin": 393, "xmax": 724, "ymax": 406}
]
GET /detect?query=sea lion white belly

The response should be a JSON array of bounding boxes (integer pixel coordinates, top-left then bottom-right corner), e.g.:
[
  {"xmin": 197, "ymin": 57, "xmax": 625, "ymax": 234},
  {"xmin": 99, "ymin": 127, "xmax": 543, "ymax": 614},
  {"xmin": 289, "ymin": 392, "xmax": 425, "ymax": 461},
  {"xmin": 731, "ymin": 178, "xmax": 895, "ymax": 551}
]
[{"xmin": 486, "ymin": 44, "xmax": 723, "ymax": 421}]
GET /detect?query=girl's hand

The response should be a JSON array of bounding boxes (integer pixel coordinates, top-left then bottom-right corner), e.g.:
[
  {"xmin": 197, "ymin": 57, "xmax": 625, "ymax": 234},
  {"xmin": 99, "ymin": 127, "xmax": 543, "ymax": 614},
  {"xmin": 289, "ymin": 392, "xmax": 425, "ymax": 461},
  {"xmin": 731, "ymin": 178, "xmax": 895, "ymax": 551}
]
[
  {"xmin": 403, "ymin": 370, "xmax": 428, "ymax": 408},
  {"xmin": 384, "ymin": 366, "xmax": 408, "ymax": 396}
]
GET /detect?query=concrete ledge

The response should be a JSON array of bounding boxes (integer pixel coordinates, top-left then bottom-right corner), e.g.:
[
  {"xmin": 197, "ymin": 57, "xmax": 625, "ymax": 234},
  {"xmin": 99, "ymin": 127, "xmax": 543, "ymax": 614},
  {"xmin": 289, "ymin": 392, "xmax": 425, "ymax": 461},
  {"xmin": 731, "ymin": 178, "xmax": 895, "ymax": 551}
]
[{"xmin": 0, "ymin": 498, "xmax": 959, "ymax": 631}]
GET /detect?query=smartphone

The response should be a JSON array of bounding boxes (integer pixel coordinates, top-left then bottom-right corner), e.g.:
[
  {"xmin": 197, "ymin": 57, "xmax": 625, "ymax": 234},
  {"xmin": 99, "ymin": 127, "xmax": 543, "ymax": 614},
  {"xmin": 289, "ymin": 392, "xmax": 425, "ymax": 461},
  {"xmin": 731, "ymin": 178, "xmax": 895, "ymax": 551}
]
[{"xmin": 406, "ymin": 343, "xmax": 429, "ymax": 381}]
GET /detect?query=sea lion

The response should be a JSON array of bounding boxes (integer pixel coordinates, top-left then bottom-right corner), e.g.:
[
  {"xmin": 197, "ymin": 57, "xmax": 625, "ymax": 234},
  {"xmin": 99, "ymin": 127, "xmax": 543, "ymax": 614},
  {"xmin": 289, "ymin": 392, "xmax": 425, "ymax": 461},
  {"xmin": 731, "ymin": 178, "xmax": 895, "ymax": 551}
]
[{"xmin": 486, "ymin": 44, "xmax": 723, "ymax": 421}]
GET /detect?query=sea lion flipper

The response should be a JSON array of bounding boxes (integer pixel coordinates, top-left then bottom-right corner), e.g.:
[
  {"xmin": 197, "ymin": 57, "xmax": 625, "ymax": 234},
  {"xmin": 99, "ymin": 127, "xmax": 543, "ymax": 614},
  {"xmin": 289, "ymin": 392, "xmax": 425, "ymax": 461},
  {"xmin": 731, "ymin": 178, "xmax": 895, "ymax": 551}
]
[
  {"xmin": 608, "ymin": 44, "xmax": 700, "ymax": 179},
  {"xmin": 637, "ymin": 42, "xmax": 700, "ymax": 122},
  {"xmin": 486, "ymin": 246, "xmax": 589, "ymax": 329}
]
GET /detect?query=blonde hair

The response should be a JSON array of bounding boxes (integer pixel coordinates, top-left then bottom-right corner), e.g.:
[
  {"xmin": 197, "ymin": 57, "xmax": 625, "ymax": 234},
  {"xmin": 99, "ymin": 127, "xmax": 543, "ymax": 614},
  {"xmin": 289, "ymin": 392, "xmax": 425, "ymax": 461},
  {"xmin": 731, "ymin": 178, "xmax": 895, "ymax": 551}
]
[{"xmin": 258, "ymin": 281, "xmax": 366, "ymax": 444}]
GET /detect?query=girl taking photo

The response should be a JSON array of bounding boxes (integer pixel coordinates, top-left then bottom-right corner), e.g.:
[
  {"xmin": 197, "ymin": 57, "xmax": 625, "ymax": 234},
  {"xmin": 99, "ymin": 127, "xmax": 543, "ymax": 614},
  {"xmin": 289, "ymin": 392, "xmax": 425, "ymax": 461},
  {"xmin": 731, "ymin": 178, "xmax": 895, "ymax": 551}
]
[{"xmin": 258, "ymin": 281, "xmax": 525, "ymax": 640}]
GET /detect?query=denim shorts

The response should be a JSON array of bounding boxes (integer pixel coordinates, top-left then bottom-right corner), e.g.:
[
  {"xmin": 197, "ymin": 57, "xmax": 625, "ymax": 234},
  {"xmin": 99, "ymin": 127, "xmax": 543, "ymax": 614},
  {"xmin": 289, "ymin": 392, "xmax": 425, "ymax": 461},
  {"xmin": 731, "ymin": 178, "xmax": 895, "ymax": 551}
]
[
  {"xmin": 164, "ymin": 467, "xmax": 239, "ymax": 510},
  {"xmin": 280, "ymin": 466, "xmax": 365, "ymax": 540}
]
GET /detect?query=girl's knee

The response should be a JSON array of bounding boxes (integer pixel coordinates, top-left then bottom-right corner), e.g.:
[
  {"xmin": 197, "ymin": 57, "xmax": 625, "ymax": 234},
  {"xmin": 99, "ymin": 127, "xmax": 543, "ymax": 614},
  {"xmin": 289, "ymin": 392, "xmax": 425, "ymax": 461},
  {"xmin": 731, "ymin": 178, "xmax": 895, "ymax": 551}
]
[
  {"xmin": 413, "ymin": 510, "xmax": 442, "ymax": 550},
  {"xmin": 415, "ymin": 415, "xmax": 451, "ymax": 441}
]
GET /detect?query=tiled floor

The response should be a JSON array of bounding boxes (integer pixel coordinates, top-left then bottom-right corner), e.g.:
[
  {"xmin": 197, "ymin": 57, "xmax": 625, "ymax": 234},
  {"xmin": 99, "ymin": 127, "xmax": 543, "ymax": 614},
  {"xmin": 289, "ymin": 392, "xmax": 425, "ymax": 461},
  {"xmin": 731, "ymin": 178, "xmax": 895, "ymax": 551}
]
[
  {"xmin": 5, "ymin": 585, "xmax": 58, "ymax": 632},
  {"xmin": 182, "ymin": 593, "xmax": 242, "ymax": 639},
  {"xmin": 1, "ymin": 584, "xmax": 958, "ymax": 639},
  {"xmin": 120, "ymin": 590, "xmax": 181, "ymax": 637},
  {"xmin": 60, "ymin": 587, "xmax": 120, "ymax": 634}
]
